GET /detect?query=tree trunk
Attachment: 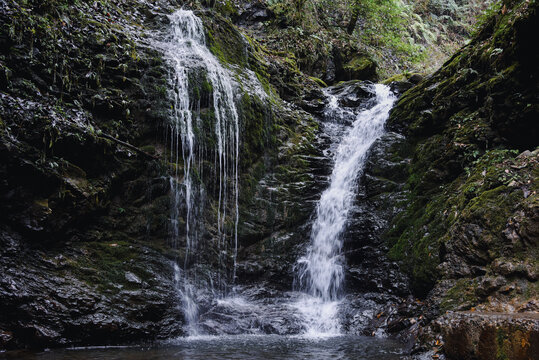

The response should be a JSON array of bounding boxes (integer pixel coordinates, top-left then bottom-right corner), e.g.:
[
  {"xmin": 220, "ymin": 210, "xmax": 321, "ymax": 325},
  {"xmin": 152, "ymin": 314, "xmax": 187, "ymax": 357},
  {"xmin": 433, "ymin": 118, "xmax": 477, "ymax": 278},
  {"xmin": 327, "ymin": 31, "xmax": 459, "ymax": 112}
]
[
  {"xmin": 294, "ymin": 0, "xmax": 306, "ymax": 12},
  {"xmin": 347, "ymin": 7, "xmax": 360, "ymax": 35}
]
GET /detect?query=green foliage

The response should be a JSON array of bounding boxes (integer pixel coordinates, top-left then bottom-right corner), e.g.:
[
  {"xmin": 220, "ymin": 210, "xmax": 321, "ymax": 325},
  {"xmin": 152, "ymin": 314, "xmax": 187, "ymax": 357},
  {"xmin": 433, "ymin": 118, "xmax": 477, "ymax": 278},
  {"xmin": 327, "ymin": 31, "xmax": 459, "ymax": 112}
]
[
  {"xmin": 264, "ymin": 0, "xmax": 486, "ymax": 79},
  {"xmin": 471, "ymin": 0, "xmax": 503, "ymax": 36},
  {"xmin": 351, "ymin": 0, "xmax": 425, "ymax": 62}
]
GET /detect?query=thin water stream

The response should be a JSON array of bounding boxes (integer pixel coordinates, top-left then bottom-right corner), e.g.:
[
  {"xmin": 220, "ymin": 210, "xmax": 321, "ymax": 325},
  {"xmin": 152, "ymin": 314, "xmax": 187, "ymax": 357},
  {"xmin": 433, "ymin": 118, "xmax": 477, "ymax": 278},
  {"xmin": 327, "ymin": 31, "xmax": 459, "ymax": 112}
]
[{"xmin": 156, "ymin": 9, "xmax": 242, "ymax": 334}]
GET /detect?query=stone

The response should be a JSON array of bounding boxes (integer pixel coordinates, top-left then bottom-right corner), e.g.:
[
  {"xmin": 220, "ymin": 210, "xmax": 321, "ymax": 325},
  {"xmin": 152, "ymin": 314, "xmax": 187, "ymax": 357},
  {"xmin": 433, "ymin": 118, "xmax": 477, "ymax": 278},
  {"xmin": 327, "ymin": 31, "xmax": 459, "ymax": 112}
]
[
  {"xmin": 441, "ymin": 312, "xmax": 539, "ymax": 360},
  {"xmin": 408, "ymin": 74, "xmax": 424, "ymax": 84},
  {"xmin": 125, "ymin": 272, "xmax": 142, "ymax": 285},
  {"xmin": 342, "ymin": 54, "xmax": 378, "ymax": 82}
]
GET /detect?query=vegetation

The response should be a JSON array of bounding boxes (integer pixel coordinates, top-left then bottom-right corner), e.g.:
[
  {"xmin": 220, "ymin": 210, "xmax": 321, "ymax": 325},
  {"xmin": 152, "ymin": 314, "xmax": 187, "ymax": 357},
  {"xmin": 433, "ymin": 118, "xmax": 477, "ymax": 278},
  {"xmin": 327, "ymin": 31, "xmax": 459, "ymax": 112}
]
[
  {"xmin": 385, "ymin": 0, "xmax": 538, "ymax": 298},
  {"xmin": 243, "ymin": 0, "xmax": 490, "ymax": 79}
]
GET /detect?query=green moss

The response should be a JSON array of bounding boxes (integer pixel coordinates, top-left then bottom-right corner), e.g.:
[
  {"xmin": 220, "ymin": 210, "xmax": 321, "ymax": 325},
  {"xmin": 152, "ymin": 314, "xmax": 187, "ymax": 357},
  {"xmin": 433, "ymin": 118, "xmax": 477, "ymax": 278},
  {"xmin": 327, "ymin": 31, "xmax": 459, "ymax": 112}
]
[
  {"xmin": 308, "ymin": 76, "xmax": 327, "ymax": 88},
  {"xmin": 387, "ymin": 144, "xmax": 535, "ymax": 296},
  {"xmin": 381, "ymin": 73, "xmax": 408, "ymax": 84},
  {"xmin": 343, "ymin": 54, "xmax": 378, "ymax": 80},
  {"xmin": 71, "ymin": 240, "xmax": 141, "ymax": 293},
  {"xmin": 205, "ymin": 14, "xmax": 247, "ymax": 68},
  {"xmin": 140, "ymin": 145, "xmax": 155, "ymax": 155},
  {"xmin": 215, "ymin": 0, "xmax": 239, "ymax": 18},
  {"xmin": 255, "ymin": 71, "xmax": 272, "ymax": 97},
  {"xmin": 239, "ymin": 160, "xmax": 266, "ymax": 206},
  {"xmin": 388, "ymin": 192, "xmax": 446, "ymax": 294},
  {"xmin": 240, "ymin": 92, "xmax": 269, "ymax": 170},
  {"xmin": 440, "ymin": 278, "xmax": 479, "ymax": 311},
  {"xmin": 496, "ymin": 328, "xmax": 509, "ymax": 360}
]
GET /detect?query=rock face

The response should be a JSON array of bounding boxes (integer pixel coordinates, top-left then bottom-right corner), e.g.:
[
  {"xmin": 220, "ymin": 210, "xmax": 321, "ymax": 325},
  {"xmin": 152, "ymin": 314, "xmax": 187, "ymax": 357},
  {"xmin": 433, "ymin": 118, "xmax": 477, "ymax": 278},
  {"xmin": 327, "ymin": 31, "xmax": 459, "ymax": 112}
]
[
  {"xmin": 377, "ymin": 0, "xmax": 539, "ymax": 356},
  {"xmin": 440, "ymin": 312, "xmax": 539, "ymax": 360},
  {"xmin": 0, "ymin": 228, "xmax": 182, "ymax": 348},
  {"xmin": 386, "ymin": 0, "xmax": 538, "ymax": 298},
  {"xmin": 0, "ymin": 0, "xmax": 187, "ymax": 349},
  {"xmin": 345, "ymin": 131, "xmax": 410, "ymax": 296}
]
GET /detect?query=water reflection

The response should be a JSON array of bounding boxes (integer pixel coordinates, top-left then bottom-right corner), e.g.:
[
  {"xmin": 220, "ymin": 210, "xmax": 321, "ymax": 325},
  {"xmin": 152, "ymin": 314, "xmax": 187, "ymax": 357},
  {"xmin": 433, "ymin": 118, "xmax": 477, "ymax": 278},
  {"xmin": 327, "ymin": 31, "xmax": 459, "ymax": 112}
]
[{"xmin": 1, "ymin": 335, "xmax": 409, "ymax": 360}]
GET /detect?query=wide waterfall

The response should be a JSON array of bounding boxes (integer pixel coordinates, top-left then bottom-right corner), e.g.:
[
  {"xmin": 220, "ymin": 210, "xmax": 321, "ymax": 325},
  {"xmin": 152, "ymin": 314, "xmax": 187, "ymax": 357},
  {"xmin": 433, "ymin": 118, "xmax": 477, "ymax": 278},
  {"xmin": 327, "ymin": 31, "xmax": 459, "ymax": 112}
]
[
  {"xmin": 159, "ymin": 9, "xmax": 241, "ymax": 334},
  {"xmin": 295, "ymin": 84, "xmax": 397, "ymax": 335},
  {"xmin": 158, "ymin": 9, "xmax": 398, "ymax": 337}
]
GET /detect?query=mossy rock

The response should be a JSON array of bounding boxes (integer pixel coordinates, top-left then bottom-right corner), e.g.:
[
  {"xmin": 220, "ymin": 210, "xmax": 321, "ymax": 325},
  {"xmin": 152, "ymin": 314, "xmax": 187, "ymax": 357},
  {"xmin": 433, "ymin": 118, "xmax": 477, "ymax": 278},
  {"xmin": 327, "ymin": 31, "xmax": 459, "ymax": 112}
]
[
  {"xmin": 343, "ymin": 54, "xmax": 378, "ymax": 82},
  {"xmin": 384, "ymin": 0, "xmax": 538, "ymax": 298}
]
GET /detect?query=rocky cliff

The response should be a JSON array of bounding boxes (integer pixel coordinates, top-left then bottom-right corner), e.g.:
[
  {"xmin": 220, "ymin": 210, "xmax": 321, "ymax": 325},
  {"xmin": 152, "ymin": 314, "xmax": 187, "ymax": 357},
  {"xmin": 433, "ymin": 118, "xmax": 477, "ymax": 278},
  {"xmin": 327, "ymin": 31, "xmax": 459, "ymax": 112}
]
[
  {"xmin": 380, "ymin": 0, "xmax": 538, "ymax": 356},
  {"xmin": 0, "ymin": 0, "xmax": 537, "ymax": 357},
  {"xmin": 0, "ymin": 0, "xmax": 332, "ymax": 348},
  {"xmin": 0, "ymin": 0, "xmax": 183, "ymax": 348}
]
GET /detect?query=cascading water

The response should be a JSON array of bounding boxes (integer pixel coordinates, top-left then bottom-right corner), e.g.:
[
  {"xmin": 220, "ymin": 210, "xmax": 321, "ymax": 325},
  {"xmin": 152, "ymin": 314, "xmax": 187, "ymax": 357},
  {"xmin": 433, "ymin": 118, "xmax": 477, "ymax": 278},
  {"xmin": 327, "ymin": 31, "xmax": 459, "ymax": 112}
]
[
  {"xmin": 295, "ymin": 84, "xmax": 396, "ymax": 335},
  {"xmin": 158, "ymin": 9, "xmax": 397, "ymax": 337},
  {"xmin": 158, "ymin": 9, "xmax": 241, "ymax": 334}
]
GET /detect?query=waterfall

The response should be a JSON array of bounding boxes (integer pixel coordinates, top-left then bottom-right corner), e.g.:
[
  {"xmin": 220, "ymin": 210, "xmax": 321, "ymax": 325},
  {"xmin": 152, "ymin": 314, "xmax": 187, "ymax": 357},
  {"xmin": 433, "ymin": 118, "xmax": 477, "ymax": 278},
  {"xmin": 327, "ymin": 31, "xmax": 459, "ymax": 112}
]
[
  {"xmin": 295, "ymin": 84, "xmax": 396, "ymax": 335},
  {"xmin": 159, "ymin": 9, "xmax": 241, "ymax": 334},
  {"xmin": 158, "ymin": 9, "xmax": 396, "ymax": 337}
]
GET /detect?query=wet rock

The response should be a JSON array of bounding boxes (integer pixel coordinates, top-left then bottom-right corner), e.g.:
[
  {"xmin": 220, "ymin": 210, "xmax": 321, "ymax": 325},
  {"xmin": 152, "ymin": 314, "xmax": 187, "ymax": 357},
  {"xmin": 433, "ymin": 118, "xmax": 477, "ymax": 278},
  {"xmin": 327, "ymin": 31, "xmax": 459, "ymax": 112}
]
[
  {"xmin": 408, "ymin": 74, "xmax": 423, "ymax": 84},
  {"xmin": 389, "ymin": 81, "xmax": 415, "ymax": 96},
  {"xmin": 197, "ymin": 287, "xmax": 304, "ymax": 335},
  {"xmin": 235, "ymin": 2, "xmax": 274, "ymax": 27},
  {"xmin": 300, "ymin": 88, "xmax": 327, "ymax": 114},
  {"xmin": 0, "ymin": 0, "xmax": 186, "ymax": 349},
  {"xmin": 333, "ymin": 53, "xmax": 378, "ymax": 82},
  {"xmin": 491, "ymin": 259, "xmax": 539, "ymax": 281},
  {"xmin": 0, "ymin": 227, "xmax": 183, "ymax": 350},
  {"xmin": 125, "ymin": 272, "xmax": 142, "ymax": 285},
  {"xmin": 0, "ymin": 330, "xmax": 13, "ymax": 348},
  {"xmin": 475, "ymin": 276, "xmax": 506, "ymax": 298},
  {"xmin": 343, "ymin": 130, "xmax": 411, "ymax": 298},
  {"xmin": 327, "ymin": 80, "xmax": 376, "ymax": 107},
  {"xmin": 440, "ymin": 312, "xmax": 539, "ymax": 360}
]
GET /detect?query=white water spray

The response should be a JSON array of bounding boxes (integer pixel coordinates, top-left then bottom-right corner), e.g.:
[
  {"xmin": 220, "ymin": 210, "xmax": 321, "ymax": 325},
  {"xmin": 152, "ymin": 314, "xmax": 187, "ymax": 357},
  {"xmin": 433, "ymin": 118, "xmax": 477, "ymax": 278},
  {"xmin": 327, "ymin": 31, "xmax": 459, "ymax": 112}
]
[{"xmin": 296, "ymin": 84, "xmax": 396, "ymax": 335}]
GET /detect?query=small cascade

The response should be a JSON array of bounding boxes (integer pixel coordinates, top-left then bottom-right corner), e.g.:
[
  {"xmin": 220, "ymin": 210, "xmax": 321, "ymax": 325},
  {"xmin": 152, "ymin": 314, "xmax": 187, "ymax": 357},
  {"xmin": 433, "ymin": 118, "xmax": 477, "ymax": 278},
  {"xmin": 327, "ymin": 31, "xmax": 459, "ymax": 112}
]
[
  {"xmin": 174, "ymin": 263, "xmax": 200, "ymax": 335},
  {"xmin": 158, "ymin": 9, "xmax": 242, "ymax": 334},
  {"xmin": 295, "ymin": 84, "xmax": 397, "ymax": 335}
]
